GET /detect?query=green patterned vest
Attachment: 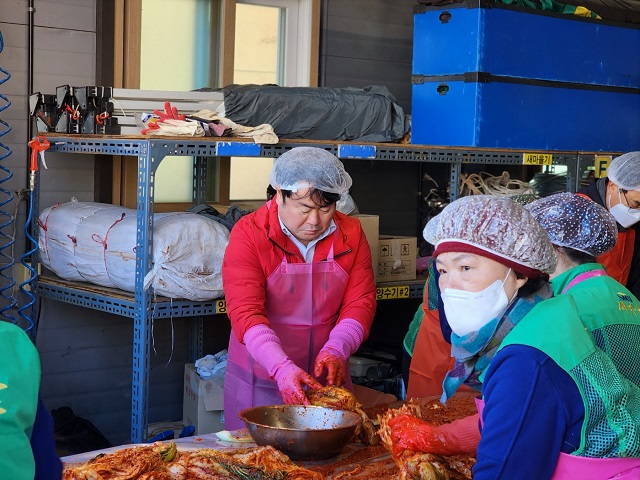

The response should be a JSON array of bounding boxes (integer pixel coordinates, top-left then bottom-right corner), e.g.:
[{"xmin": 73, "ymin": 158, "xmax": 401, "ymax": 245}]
[
  {"xmin": 0, "ymin": 322, "xmax": 40, "ymax": 479},
  {"xmin": 500, "ymin": 265, "xmax": 640, "ymax": 458}
]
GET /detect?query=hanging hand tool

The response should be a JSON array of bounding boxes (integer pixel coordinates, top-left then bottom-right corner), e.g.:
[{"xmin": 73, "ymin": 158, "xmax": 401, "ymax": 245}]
[{"xmin": 27, "ymin": 136, "xmax": 50, "ymax": 190}]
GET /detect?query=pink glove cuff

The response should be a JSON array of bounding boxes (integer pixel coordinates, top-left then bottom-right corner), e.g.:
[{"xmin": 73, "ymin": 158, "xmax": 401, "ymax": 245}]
[
  {"xmin": 437, "ymin": 413, "xmax": 481, "ymax": 454},
  {"xmin": 320, "ymin": 318, "xmax": 365, "ymax": 361},
  {"xmin": 243, "ymin": 324, "xmax": 289, "ymax": 378}
]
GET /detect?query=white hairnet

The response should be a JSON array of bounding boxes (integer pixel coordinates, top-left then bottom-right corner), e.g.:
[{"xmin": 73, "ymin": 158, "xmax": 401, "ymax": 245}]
[
  {"xmin": 607, "ymin": 151, "xmax": 640, "ymax": 191},
  {"xmin": 424, "ymin": 195, "xmax": 556, "ymax": 276},
  {"xmin": 269, "ymin": 147, "xmax": 353, "ymax": 195},
  {"xmin": 336, "ymin": 192, "xmax": 358, "ymax": 215},
  {"xmin": 423, "ymin": 215, "xmax": 439, "ymax": 246},
  {"xmin": 524, "ymin": 193, "xmax": 618, "ymax": 257}
]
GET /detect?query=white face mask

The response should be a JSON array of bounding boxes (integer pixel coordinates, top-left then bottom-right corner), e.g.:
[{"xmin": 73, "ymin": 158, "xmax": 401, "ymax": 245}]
[
  {"xmin": 442, "ymin": 269, "xmax": 514, "ymax": 337},
  {"xmin": 609, "ymin": 190, "xmax": 640, "ymax": 228}
]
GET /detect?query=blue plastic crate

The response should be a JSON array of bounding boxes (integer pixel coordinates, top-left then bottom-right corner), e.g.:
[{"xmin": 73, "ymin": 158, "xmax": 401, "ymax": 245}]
[
  {"xmin": 410, "ymin": 73, "xmax": 640, "ymax": 151},
  {"xmin": 413, "ymin": 1, "xmax": 640, "ymax": 88}
]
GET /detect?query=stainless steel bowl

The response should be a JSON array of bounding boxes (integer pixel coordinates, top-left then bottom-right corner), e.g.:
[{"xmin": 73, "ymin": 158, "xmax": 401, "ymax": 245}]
[{"xmin": 239, "ymin": 405, "xmax": 361, "ymax": 461}]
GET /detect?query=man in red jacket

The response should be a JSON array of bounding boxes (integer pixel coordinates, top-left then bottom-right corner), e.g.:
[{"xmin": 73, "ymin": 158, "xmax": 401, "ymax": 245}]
[{"xmin": 221, "ymin": 147, "xmax": 377, "ymax": 430}]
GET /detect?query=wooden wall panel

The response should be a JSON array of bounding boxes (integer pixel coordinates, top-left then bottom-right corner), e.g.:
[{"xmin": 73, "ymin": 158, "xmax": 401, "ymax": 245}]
[
  {"xmin": 30, "ymin": 0, "xmax": 96, "ymax": 31},
  {"xmin": 0, "ymin": 1, "xmax": 27, "ymax": 24},
  {"xmin": 319, "ymin": 0, "xmax": 413, "ymax": 111},
  {"xmin": 321, "ymin": 56, "xmax": 412, "ymax": 112}
]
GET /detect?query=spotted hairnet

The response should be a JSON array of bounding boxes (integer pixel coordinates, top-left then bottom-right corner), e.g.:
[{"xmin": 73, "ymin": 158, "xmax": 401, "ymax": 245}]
[
  {"xmin": 524, "ymin": 192, "xmax": 618, "ymax": 257},
  {"xmin": 607, "ymin": 151, "xmax": 640, "ymax": 191},
  {"xmin": 269, "ymin": 147, "xmax": 353, "ymax": 195},
  {"xmin": 424, "ymin": 195, "xmax": 557, "ymax": 274}
]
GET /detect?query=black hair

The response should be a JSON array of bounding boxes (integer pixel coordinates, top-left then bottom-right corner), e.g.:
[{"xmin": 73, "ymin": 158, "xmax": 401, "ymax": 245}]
[
  {"xmin": 266, "ymin": 184, "xmax": 277, "ymax": 200},
  {"xmin": 515, "ymin": 273, "xmax": 548, "ymax": 297},
  {"xmin": 557, "ymin": 246, "xmax": 595, "ymax": 265},
  {"xmin": 279, "ymin": 188, "xmax": 340, "ymax": 207}
]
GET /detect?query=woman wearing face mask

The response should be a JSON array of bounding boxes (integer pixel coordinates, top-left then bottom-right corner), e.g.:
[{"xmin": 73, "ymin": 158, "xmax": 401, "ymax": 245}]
[
  {"xmin": 580, "ymin": 151, "xmax": 640, "ymax": 299},
  {"xmin": 387, "ymin": 195, "xmax": 640, "ymax": 479}
]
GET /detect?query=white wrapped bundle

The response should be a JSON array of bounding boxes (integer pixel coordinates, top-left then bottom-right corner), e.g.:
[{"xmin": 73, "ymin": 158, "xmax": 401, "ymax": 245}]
[
  {"xmin": 38, "ymin": 201, "xmax": 229, "ymax": 300},
  {"xmin": 38, "ymin": 202, "xmax": 105, "ymax": 281}
]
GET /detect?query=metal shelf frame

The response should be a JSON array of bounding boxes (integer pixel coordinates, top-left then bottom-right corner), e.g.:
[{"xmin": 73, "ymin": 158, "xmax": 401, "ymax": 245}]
[{"xmin": 34, "ymin": 134, "xmax": 602, "ymax": 443}]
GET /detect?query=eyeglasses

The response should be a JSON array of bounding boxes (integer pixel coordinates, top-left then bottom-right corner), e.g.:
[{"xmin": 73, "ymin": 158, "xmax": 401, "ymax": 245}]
[{"xmin": 621, "ymin": 190, "xmax": 640, "ymax": 213}]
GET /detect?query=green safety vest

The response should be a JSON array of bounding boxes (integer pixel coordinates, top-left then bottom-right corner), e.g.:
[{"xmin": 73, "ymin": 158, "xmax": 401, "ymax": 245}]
[
  {"xmin": 500, "ymin": 266, "xmax": 640, "ymax": 457},
  {"xmin": 0, "ymin": 322, "xmax": 40, "ymax": 479}
]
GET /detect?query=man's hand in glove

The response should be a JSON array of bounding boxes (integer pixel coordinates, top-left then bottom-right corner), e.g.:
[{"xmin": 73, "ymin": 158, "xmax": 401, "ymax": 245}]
[
  {"xmin": 388, "ymin": 413, "xmax": 480, "ymax": 457},
  {"xmin": 313, "ymin": 319, "xmax": 366, "ymax": 386},
  {"xmin": 274, "ymin": 359, "xmax": 322, "ymax": 404},
  {"xmin": 314, "ymin": 348, "xmax": 347, "ymax": 386}
]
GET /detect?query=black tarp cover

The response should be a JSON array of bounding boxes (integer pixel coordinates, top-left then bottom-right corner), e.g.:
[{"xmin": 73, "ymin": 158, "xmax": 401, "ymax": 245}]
[{"xmin": 218, "ymin": 84, "xmax": 409, "ymax": 143}]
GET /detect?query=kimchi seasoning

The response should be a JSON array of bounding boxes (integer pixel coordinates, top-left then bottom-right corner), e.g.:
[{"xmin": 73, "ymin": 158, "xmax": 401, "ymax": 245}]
[{"xmin": 304, "ymin": 392, "xmax": 478, "ymax": 479}]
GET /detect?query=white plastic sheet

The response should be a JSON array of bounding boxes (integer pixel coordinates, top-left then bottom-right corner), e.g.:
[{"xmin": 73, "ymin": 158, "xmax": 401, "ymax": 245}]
[{"xmin": 38, "ymin": 200, "xmax": 229, "ymax": 300}]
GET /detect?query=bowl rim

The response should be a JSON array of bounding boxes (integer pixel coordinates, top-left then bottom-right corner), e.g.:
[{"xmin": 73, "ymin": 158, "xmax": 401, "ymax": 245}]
[{"xmin": 238, "ymin": 404, "xmax": 362, "ymax": 431}]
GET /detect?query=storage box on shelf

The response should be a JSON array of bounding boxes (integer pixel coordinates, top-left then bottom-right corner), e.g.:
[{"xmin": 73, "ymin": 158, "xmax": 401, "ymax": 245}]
[
  {"xmin": 377, "ymin": 235, "xmax": 417, "ymax": 282},
  {"xmin": 412, "ymin": 1, "xmax": 639, "ymax": 88},
  {"xmin": 410, "ymin": 0, "xmax": 640, "ymax": 151},
  {"xmin": 183, "ymin": 364, "xmax": 225, "ymax": 435},
  {"xmin": 352, "ymin": 214, "xmax": 380, "ymax": 283}
]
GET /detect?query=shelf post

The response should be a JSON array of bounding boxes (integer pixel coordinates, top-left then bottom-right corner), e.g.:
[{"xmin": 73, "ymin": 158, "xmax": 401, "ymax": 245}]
[
  {"xmin": 449, "ymin": 162, "xmax": 461, "ymax": 202},
  {"xmin": 131, "ymin": 139, "xmax": 155, "ymax": 444},
  {"xmin": 192, "ymin": 156, "xmax": 207, "ymax": 206}
]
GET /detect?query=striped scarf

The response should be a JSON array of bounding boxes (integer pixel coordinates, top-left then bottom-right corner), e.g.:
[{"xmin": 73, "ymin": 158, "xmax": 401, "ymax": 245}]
[{"xmin": 441, "ymin": 282, "xmax": 553, "ymax": 403}]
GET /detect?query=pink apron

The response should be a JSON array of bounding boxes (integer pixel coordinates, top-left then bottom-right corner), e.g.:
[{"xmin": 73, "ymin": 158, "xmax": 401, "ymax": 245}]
[
  {"xmin": 224, "ymin": 239, "xmax": 351, "ymax": 430},
  {"xmin": 474, "ymin": 269, "xmax": 640, "ymax": 479},
  {"xmin": 560, "ymin": 269, "xmax": 607, "ymax": 294}
]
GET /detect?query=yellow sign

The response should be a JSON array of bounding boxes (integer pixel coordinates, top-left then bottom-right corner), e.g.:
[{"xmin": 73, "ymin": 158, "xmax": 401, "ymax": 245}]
[
  {"xmin": 215, "ymin": 299, "xmax": 227, "ymax": 314},
  {"xmin": 523, "ymin": 153, "xmax": 553, "ymax": 165},
  {"xmin": 376, "ymin": 286, "xmax": 410, "ymax": 300},
  {"xmin": 595, "ymin": 156, "xmax": 612, "ymax": 178}
]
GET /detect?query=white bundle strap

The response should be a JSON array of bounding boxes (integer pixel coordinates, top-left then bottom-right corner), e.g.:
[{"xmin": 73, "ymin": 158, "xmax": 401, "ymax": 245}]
[
  {"xmin": 460, "ymin": 171, "xmax": 535, "ymax": 197},
  {"xmin": 38, "ymin": 201, "xmax": 229, "ymax": 301}
]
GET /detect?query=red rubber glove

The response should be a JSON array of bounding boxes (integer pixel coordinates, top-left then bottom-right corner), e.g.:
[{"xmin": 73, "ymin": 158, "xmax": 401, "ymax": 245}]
[
  {"xmin": 273, "ymin": 359, "xmax": 322, "ymax": 405},
  {"xmin": 154, "ymin": 101, "xmax": 185, "ymax": 121},
  {"xmin": 388, "ymin": 413, "xmax": 480, "ymax": 457},
  {"xmin": 314, "ymin": 347, "xmax": 346, "ymax": 386}
]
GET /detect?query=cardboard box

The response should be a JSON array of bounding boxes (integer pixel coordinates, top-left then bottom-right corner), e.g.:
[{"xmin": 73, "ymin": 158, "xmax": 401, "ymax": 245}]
[
  {"xmin": 352, "ymin": 214, "xmax": 380, "ymax": 283},
  {"xmin": 377, "ymin": 235, "xmax": 417, "ymax": 282},
  {"xmin": 183, "ymin": 363, "xmax": 225, "ymax": 435}
]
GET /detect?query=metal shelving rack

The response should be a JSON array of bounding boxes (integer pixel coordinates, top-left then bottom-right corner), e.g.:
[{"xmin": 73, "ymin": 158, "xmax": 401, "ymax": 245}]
[{"xmin": 34, "ymin": 134, "xmax": 601, "ymax": 443}]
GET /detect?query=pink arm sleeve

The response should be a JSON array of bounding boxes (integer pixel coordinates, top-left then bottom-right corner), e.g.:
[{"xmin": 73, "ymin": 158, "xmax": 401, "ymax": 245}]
[
  {"xmin": 243, "ymin": 324, "xmax": 289, "ymax": 377},
  {"xmin": 320, "ymin": 318, "xmax": 365, "ymax": 360},
  {"xmin": 436, "ymin": 413, "xmax": 481, "ymax": 454}
]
